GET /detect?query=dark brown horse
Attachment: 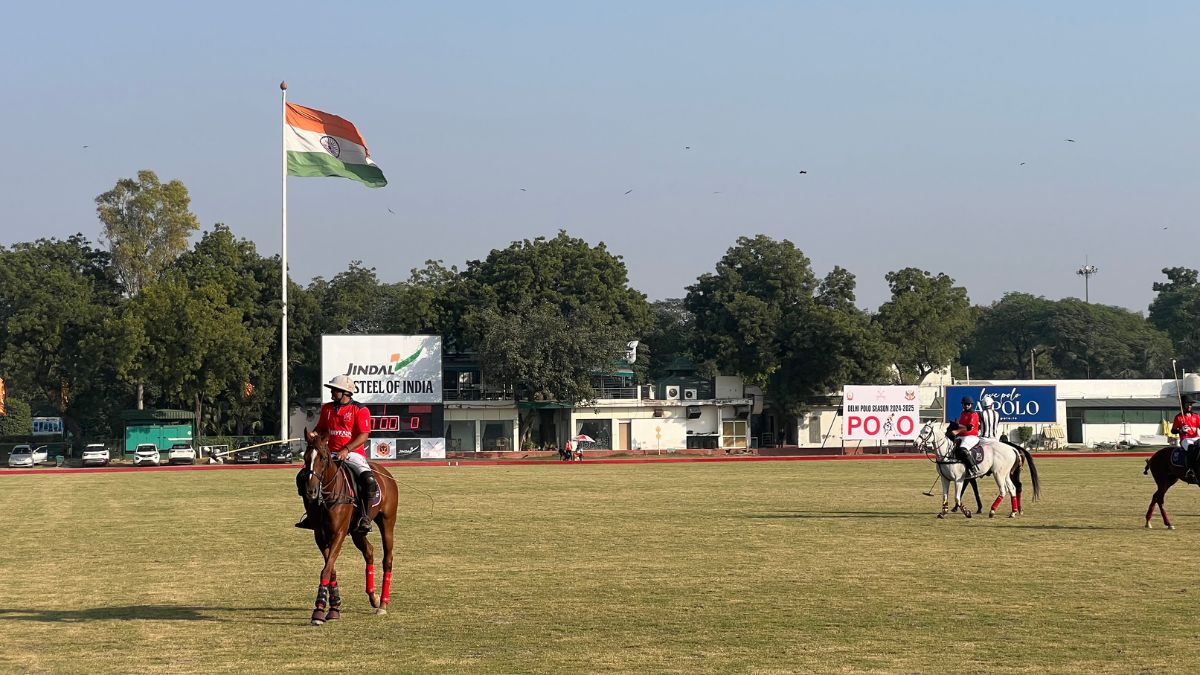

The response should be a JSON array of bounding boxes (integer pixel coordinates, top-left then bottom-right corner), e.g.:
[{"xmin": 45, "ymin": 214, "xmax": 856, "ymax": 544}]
[
  {"xmin": 303, "ymin": 429, "xmax": 399, "ymax": 625},
  {"xmin": 1143, "ymin": 446, "xmax": 1199, "ymax": 529}
]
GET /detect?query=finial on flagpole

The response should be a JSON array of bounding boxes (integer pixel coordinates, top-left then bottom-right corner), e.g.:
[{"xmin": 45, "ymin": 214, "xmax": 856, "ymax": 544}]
[{"xmin": 280, "ymin": 81, "xmax": 288, "ymax": 91}]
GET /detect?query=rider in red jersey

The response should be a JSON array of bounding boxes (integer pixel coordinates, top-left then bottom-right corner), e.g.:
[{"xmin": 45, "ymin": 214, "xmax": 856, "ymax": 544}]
[
  {"xmin": 296, "ymin": 375, "xmax": 377, "ymax": 532},
  {"xmin": 952, "ymin": 395, "xmax": 982, "ymax": 478},
  {"xmin": 1172, "ymin": 397, "xmax": 1200, "ymax": 481}
]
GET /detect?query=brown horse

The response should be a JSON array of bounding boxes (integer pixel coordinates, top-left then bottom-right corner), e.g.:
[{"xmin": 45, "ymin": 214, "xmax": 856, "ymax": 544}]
[
  {"xmin": 1143, "ymin": 446, "xmax": 1200, "ymax": 529},
  {"xmin": 303, "ymin": 429, "xmax": 399, "ymax": 625}
]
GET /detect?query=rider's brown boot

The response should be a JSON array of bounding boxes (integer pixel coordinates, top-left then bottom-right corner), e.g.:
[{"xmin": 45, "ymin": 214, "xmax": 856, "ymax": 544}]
[{"xmin": 295, "ymin": 513, "xmax": 315, "ymax": 529}]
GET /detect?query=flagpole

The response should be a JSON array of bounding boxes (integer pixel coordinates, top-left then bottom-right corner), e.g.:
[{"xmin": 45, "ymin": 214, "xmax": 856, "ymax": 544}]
[{"xmin": 280, "ymin": 81, "xmax": 289, "ymax": 445}]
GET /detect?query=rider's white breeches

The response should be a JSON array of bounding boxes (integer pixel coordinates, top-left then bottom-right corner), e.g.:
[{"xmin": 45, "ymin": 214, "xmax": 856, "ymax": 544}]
[
  {"xmin": 958, "ymin": 436, "xmax": 980, "ymax": 451},
  {"xmin": 343, "ymin": 452, "xmax": 371, "ymax": 476}
]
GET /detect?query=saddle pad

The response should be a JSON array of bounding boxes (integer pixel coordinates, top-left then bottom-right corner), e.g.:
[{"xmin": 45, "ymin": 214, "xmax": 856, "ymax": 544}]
[
  {"xmin": 1171, "ymin": 447, "xmax": 1187, "ymax": 468},
  {"xmin": 968, "ymin": 446, "xmax": 985, "ymax": 464}
]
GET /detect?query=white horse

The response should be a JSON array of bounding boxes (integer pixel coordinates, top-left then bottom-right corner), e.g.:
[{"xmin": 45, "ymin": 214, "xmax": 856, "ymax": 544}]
[{"xmin": 916, "ymin": 422, "xmax": 1040, "ymax": 519}]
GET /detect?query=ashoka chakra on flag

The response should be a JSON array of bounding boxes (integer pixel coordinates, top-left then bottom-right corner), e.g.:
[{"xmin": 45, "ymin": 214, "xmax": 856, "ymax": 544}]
[{"xmin": 285, "ymin": 103, "xmax": 386, "ymax": 188}]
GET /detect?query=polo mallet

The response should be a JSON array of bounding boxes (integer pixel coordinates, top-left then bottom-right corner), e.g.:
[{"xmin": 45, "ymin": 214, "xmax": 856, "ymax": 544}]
[
  {"xmin": 1173, "ymin": 359, "xmax": 1185, "ymax": 414},
  {"xmin": 922, "ymin": 476, "xmax": 939, "ymax": 497}
]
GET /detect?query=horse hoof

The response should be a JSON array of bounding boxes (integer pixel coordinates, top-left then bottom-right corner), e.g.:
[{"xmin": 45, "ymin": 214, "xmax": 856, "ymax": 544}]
[
  {"xmin": 310, "ymin": 618, "xmax": 325, "ymax": 626},
  {"xmin": 988, "ymin": 510, "xmax": 996, "ymax": 519},
  {"xmin": 1009, "ymin": 512, "xmax": 1018, "ymax": 519},
  {"xmin": 375, "ymin": 607, "xmax": 388, "ymax": 616},
  {"xmin": 1168, "ymin": 525, "xmax": 1176, "ymax": 530},
  {"xmin": 937, "ymin": 513, "xmax": 946, "ymax": 519},
  {"xmin": 311, "ymin": 609, "xmax": 327, "ymax": 625},
  {"xmin": 964, "ymin": 510, "xmax": 973, "ymax": 519},
  {"xmin": 325, "ymin": 609, "xmax": 341, "ymax": 621}
]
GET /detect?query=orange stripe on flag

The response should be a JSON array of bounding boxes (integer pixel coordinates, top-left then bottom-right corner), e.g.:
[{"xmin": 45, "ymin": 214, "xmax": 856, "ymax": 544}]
[{"xmin": 285, "ymin": 103, "xmax": 368, "ymax": 148}]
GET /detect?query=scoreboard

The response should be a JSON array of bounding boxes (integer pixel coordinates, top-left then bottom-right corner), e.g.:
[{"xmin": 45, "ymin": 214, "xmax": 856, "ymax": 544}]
[{"xmin": 366, "ymin": 404, "xmax": 440, "ymax": 438}]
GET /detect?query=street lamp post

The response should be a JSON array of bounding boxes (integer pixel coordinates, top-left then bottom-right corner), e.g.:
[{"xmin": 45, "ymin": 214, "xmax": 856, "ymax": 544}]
[{"xmin": 1076, "ymin": 262, "xmax": 1099, "ymax": 303}]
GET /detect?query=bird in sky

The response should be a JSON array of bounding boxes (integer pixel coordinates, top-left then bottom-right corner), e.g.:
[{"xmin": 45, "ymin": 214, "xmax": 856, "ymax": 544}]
[
  {"xmin": 387, "ymin": 208, "xmax": 395, "ymax": 214},
  {"xmin": 684, "ymin": 146, "xmax": 691, "ymax": 150},
  {"xmin": 1019, "ymin": 162, "xmax": 1026, "ymax": 166},
  {"xmin": 624, "ymin": 189, "xmax": 633, "ymax": 195},
  {"xmin": 82, "ymin": 145, "xmax": 89, "ymax": 149},
  {"xmin": 520, "ymin": 188, "xmax": 527, "ymax": 192},
  {"xmin": 798, "ymin": 170, "xmax": 808, "ymax": 174},
  {"xmin": 1065, "ymin": 139, "xmax": 1076, "ymax": 143}
]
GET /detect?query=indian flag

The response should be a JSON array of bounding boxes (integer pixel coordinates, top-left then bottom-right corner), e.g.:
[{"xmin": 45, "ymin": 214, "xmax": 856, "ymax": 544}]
[{"xmin": 285, "ymin": 103, "xmax": 387, "ymax": 188}]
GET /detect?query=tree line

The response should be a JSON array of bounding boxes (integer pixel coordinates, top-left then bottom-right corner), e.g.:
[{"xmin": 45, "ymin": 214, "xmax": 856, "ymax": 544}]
[{"xmin": 0, "ymin": 170, "xmax": 1188, "ymax": 442}]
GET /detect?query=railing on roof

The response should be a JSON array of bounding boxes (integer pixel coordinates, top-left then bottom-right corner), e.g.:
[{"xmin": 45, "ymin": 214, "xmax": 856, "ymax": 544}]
[{"xmin": 443, "ymin": 384, "xmax": 514, "ymax": 401}]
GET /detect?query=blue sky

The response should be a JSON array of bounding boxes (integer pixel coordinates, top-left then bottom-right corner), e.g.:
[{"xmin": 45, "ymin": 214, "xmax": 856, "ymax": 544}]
[{"xmin": 4, "ymin": 2, "xmax": 1197, "ymax": 313}]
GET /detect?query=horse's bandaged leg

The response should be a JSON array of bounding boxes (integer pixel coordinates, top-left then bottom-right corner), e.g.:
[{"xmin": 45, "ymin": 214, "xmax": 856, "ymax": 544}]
[
  {"xmin": 382, "ymin": 570, "xmax": 393, "ymax": 605},
  {"xmin": 990, "ymin": 495, "xmax": 1003, "ymax": 512},
  {"xmin": 1010, "ymin": 496, "xmax": 1018, "ymax": 513},
  {"xmin": 366, "ymin": 564, "xmax": 375, "ymax": 594}
]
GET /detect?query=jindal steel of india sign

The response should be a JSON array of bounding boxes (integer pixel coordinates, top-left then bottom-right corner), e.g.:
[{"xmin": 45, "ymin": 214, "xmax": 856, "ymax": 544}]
[
  {"xmin": 321, "ymin": 335, "xmax": 443, "ymax": 404},
  {"xmin": 841, "ymin": 385, "xmax": 921, "ymax": 441}
]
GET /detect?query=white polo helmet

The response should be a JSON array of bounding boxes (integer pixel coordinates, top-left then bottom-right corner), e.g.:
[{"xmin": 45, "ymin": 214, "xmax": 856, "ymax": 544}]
[
  {"xmin": 324, "ymin": 374, "xmax": 357, "ymax": 394},
  {"xmin": 980, "ymin": 394, "xmax": 995, "ymax": 409}
]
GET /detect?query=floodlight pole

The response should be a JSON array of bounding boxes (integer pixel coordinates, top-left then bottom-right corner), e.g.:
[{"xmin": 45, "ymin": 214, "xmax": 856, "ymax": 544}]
[{"xmin": 1076, "ymin": 259, "xmax": 1099, "ymax": 304}]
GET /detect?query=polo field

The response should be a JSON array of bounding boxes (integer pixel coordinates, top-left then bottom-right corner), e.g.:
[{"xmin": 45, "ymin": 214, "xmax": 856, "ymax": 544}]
[{"xmin": 2, "ymin": 456, "xmax": 1195, "ymax": 673}]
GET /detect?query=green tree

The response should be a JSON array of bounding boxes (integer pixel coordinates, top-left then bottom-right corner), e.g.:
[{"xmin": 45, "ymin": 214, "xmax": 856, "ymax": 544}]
[
  {"xmin": 1041, "ymin": 300, "xmax": 1172, "ymax": 379},
  {"xmin": 685, "ymin": 235, "xmax": 817, "ymax": 385},
  {"xmin": 96, "ymin": 170, "xmax": 201, "ymax": 297},
  {"xmin": 962, "ymin": 293, "xmax": 1056, "ymax": 379},
  {"xmin": 466, "ymin": 301, "xmax": 626, "ymax": 445},
  {"xmin": 0, "ymin": 398, "xmax": 33, "ymax": 438},
  {"xmin": 642, "ymin": 299, "xmax": 694, "ymax": 381},
  {"xmin": 874, "ymin": 268, "xmax": 973, "ymax": 384},
  {"xmin": 0, "ymin": 235, "xmax": 124, "ymax": 439},
  {"xmin": 1149, "ymin": 267, "xmax": 1200, "ymax": 366},
  {"xmin": 463, "ymin": 231, "xmax": 651, "ymax": 342}
]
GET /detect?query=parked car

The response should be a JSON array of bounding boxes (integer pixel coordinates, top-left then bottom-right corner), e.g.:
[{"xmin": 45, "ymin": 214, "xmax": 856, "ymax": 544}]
[
  {"xmin": 81, "ymin": 443, "xmax": 110, "ymax": 467},
  {"xmin": 133, "ymin": 444, "xmax": 161, "ymax": 467},
  {"xmin": 265, "ymin": 443, "xmax": 296, "ymax": 464},
  {"xmin": 8, "ymin": 445, "xmax": 48, "ymax": 468},
  {"xmin": 233, "ymin": 442, "xmax": 260, "ymax": 464},
  {"xmin": 167, "ymin": 443, "xmax": 196, "ymax": 465}
]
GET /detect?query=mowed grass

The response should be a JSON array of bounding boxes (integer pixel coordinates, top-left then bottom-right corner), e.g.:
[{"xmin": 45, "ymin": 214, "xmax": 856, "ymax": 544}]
[{"xmin": 0, "ymin": 457, "xmax": 1195, "ymax": 674}]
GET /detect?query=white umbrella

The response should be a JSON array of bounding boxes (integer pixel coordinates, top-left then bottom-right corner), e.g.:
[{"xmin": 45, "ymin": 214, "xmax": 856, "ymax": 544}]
[{"xmin": 574, "ymin": 434, "xmax": 595, "ymax": 443}]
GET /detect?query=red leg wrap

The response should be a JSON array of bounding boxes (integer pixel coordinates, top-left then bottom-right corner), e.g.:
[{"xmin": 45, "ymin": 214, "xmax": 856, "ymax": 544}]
[
  {"xmin": 382, "ymin": 570, "xmax": 393, "ymax": 604},
  {"xmin": 990, "ymin": 495, "xmax": 1003, "ymax": 511},
  {"xmin": 1016, "ymin": 495, "xmax": 1022, "ymax": 512},
  {"xmin": 1011, "ymin": 496, "xmax": 1018, "ymax": 511},
  {"xmin": 366, "ymin": 564, "xmax": 375, "ymax": 593}
]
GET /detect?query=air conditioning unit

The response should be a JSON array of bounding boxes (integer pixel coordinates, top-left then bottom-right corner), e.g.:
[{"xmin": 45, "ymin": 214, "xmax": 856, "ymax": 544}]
[
  {"xmin": 665, "ymin": 385, "xmax": 681, "ymax": 400},
  {"xmin": 683, "ymin": 388, "xmax": 698, "ymax": 401}
]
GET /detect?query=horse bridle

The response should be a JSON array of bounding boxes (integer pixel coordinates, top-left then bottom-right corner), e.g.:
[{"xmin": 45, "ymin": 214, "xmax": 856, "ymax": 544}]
[{"xmin": 307, "ymin": 440, "xmax": 355, "ymax": 508}]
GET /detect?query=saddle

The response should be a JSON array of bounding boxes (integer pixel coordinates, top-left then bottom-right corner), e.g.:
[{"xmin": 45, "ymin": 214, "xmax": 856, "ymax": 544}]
[
  {"xmin": 964, "ymin": 446, "xmax": 985, "ymax": 464},
  {"xmin": 1170, "ymin": 447, "xmax": 1187, "ymax": 469}
]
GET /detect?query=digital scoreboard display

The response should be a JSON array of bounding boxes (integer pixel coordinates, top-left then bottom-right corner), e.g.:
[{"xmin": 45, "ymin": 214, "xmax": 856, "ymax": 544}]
[{"xmin": 370, "ymin": 405, "xmax": 433, "ymax": 433}]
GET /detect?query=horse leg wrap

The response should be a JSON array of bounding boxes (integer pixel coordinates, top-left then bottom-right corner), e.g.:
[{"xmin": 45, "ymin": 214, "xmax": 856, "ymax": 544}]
[
  {"xmin": 990, "ymin": 495, "xmax": 1004, "ymax": 512},
  {"xmin": 1016, "ymin": 494, "xmax": 1022, "ymax": 512},
  {"xmin": 1010, "ymin": 496, "xmax": 1018, "ymax": 512},
  {"xmin": 381, "ymin": 570, "xmax": 392, "ymax": 605},
  {"xmin": 329, "ymin": 581, "xmax": 342, "ymax": 609},
  {"xmin": 315, "ymin": 582, "xmax": 330, "ymax": 610},
  {"xmin": 366, "ymin": 565, "xmax": 375, "ymax": 594}
]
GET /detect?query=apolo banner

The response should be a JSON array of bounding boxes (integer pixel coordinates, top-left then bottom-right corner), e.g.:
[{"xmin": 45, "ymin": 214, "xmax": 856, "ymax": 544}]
[{"xmin": 945, "ymin": 385, "xmax": 1057, "ymax": 423}]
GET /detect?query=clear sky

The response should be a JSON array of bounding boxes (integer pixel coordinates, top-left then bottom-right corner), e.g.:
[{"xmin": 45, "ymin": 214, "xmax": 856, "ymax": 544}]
[{"xmin": 4, "ymin": 2, "xmax": 1197, "ymax": 314}]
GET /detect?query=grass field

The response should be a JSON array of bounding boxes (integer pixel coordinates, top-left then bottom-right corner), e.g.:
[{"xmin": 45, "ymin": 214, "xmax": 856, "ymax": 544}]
[{"xmin": 1, "ymin": 457, "xmax": 1196, "ymax": 674}]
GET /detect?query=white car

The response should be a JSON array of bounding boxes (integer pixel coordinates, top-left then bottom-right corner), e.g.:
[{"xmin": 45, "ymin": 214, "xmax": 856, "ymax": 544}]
[
  {"xmin": 167, "ymin": 443, "xmax": 196, "ymax": 465},
  {"xmin": 132, "ymin": 444, "xmax": 161, "ymax": 467},
  {"xmin": 81, "ymin": 443, "xmax": 110, "ymax": 467},
  {"xmin": 8, "ymin": 445, "xmax": 48, "ymax": 468}
]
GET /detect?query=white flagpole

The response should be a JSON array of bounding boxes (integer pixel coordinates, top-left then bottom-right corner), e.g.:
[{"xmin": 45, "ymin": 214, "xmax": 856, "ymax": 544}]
[{"xmin": 280, "ymin": 81, "xmax": 289, "ymax": 444}]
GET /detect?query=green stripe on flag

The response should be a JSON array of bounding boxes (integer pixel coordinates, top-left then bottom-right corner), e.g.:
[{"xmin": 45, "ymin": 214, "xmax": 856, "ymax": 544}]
[{"xmin": 287, "ymin": 151, "xmax": 387, "ymax": 188}]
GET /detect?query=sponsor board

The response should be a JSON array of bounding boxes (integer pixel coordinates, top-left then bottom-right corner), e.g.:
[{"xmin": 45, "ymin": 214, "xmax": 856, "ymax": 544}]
[
  {"xmin": 841, "ymin": 385, "xmax": 921, "ymax": 441},
  {"xmin": 420, "ymin": 438, "xmax": 446, "ymax": 459},
  {"xmin": 32, "ymin": 417, "xmax": 64, "ymax": 436},
  {"xmin": 945, "ymin": 385, "xmax": 1057, "ymax": 423},
  {"xmin": 321, "ymin": 335, "xmax": 443, "ymax": 404},
  {"xmin": 370, "ymin": 438, "xmax": 397, "ymax": 460}
]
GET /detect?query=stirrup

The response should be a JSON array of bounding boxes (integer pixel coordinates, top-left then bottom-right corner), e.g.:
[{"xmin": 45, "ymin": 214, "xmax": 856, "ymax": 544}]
[
  {"xmin": 295, "ymin": 513, "xmax": 314, "ymax": 530},
  {"xmin": 355, "ymin": 514, "xmax": 373, "ymax": 533}
]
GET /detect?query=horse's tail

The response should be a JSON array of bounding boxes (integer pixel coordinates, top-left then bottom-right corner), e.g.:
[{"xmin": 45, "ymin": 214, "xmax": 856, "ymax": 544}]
[
  {"xmin": 1144, "ymin": 457, "xmax": 1152, "ymax": 475},
  {"xmin": 1020, "ymin": 447, "xmax": 1040, "ymax": 500}
]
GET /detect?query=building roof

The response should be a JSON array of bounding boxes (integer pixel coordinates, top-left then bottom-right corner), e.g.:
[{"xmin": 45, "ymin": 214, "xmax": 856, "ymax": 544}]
[
  {"xmin": 119, "ymin": 409, "xmax": 195, "ymax": 422},
  {"xmin": 1061, "ymin": 397, "xmax": 1179, "ymax": 409}
]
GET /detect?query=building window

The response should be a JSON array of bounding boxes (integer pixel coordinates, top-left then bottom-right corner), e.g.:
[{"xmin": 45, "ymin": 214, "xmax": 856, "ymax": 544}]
[{"xmin": 722, "ymin": 420, "xmax": 747, "ymax": 449}]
